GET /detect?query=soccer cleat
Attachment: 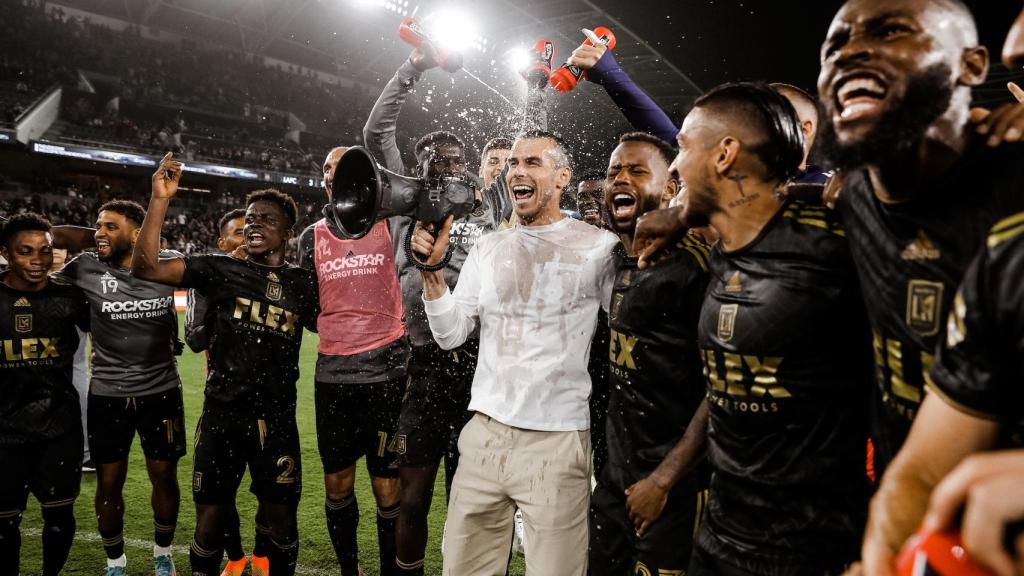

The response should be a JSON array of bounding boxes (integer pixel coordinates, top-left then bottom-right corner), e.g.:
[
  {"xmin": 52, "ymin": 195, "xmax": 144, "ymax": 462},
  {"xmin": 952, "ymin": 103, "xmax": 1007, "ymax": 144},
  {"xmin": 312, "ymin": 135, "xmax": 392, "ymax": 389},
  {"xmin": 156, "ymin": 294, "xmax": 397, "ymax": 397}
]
[
  {"xmin": 82, "ymin": 459, "xmax": 96, "ymax": 473},
  {"xmin": 219, "ymin": 557, "xmax": 247, "ymax": 576},
  {"xmin": 250, "ymin": 554, "xmax": 269, "ymax": 576},
  {"xmin": 105, "ymin": 566, "xmax": 127, "ymax": 576},
  {"xmin": 154, "ymin": 553, "xmax": 176, "ymax": 576}
]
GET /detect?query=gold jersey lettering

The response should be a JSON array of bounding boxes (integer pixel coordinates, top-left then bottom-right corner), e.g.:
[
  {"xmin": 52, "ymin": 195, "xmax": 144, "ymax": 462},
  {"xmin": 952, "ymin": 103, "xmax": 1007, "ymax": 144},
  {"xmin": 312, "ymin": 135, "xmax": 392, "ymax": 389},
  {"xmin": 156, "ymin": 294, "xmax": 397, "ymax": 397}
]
[
  {"xmin": 745, "ymin": 355, "xmax": 789, "ymax": 398},
  {"xmin": 872, "ymin": 331, "xmax": 924, "ymax": 404},
  {"xmin": 2, "ymin": 337, "xmax": 60, "ymax": 361},
  {"xmin": 702, "ymin": 349, "xmax": 789, "ymax": 398},
  {"xmin": 233, "ymin": 297, "xmax": 299, "ymax": 335},
  {"xmin": 609, "ymin": 329, "xmax": 638, "ymax": 369}
]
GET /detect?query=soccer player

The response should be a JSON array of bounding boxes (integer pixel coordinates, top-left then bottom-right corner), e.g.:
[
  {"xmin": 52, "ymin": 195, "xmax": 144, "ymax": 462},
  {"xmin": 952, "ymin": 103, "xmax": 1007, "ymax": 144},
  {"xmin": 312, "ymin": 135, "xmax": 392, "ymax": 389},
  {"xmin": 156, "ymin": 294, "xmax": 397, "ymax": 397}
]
[
  {"xmin": 588, "ymin": 132, "xmax": 710, "ymax": 575},
  {"xmin": 853, "ymin": 9, "xmax": 1024, "ymax": 554},
  {"xmin": 0, "ymin": 213, "xmax": 89, "ymax": 576},
  {"xmin": 184, "ymin": 207, "xmax": 246, "ymax": 353},
  {"xmin": 132, "ymin": 154, "xmax": 319, "ymax": 576},
  {"xmin": 53, "ymin": 199, "xmax": 185, "ymax": 576},
  {"xmin": 363, "ymin": 45, "xmax": 548, "ymax": 576},
  {"xmin": 577, "ymin": 171, "xmax": 609, "ymax": 229},
  {"xmin": 815, "ymin": 0, "xmax": 1024, "ymax": 480},
  {"xmin": 855, "ymin": 210, "xmax": 1024, "ymax": 576},
  {"xmin": 643, "ymin": 82, "xmax": 872, "ymax": 575},
  {"xmin": 182, "ymin": 206, "xmax": 248, "ymax": 576},
  {"xmin": 769, "ymin": 83, "xmax": 831, "ymax": 185},
  {"xmin": 296, "ymin": 145, "xmax": 408, "ymax": 576},
  {"xmin": 411, "ymin": 130, "xmax": 620, "ymax": 574}
]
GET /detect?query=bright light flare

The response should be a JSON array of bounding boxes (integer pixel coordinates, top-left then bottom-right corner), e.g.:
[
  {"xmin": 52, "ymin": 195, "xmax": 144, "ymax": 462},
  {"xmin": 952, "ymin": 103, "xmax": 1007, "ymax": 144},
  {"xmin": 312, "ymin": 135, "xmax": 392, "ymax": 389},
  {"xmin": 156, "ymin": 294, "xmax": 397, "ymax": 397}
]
[
  {"xmin": 423, "ymin": 7, "xmax": 486, "ymax": 53},
  {"xmin": 506, "ymin": 47, "xmax": 531, "ymax": 72}
]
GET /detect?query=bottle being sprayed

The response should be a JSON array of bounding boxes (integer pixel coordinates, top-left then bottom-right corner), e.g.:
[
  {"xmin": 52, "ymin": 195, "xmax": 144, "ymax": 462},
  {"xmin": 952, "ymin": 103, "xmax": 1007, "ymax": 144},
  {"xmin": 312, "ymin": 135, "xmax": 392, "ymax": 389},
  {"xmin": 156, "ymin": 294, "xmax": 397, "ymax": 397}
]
[
  {"xmin": 549, "ymin": 26, "xmax": 616, "ymax": 93},
  {"xmin": 895, "ymin": 529, "xmax": 994, "ymax": 576},
  {"xmin": 398, "ymin": 16, "xmax": 463, "ymax": 73}
]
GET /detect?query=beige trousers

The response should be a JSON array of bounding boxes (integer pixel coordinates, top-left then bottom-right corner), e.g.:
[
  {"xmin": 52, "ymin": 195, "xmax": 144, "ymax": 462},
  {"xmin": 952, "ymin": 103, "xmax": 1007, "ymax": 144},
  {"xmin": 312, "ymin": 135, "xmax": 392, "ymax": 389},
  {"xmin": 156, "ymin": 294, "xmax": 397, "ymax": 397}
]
[{"xmin": 442, "ymin": 413, "xmax": 591, "ymax": 575}]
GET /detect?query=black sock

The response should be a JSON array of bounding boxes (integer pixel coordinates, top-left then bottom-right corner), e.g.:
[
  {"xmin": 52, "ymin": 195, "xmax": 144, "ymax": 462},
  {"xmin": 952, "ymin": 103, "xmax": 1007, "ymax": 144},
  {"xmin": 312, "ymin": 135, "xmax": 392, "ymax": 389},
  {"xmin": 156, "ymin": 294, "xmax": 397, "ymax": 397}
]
[
  {"xmin": 377, "ymin": 503, "xmax": 400, "ymax": 576},
  {"xmin": 223, "ymin": 507, "xmax": 244, "ymax": 562},
  {"xmin": 267, "ymin": 536, "xmax": 298, "ymax": 576},
  {"xmin": 154, "ymin": 516, "xmax": 176, "ymax": 548},
  {"xmin": 189, "ymin": 538, "xmax": 222, "ymax": 576},
  {"xmin": 0, "ymin": 511, "xmax": 23, "ymax": 576},
  {"xmin": 41, "ymin": 504, "xmax": 76, "ymax": 576},
  {"xmin": 100, "ymin": 527, "xmax": 124, "ymax": 560},
  {"xmin": 252, "ymin": 522, "xmax": 271, "ymax": 558},
  {"xmin": 325, "ymin": 495, "xmax": 359, "ymax": 575}
]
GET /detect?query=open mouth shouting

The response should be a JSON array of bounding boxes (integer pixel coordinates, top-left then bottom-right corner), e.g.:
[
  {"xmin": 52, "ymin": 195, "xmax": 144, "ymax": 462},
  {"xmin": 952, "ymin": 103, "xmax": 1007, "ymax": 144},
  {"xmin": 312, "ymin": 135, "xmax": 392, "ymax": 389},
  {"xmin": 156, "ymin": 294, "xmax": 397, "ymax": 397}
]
[
  {"xmin": 246, "ymin": 230, "xmax": 266, "ymax": 249},
  {"xmin": 611, "ymin": 191, "xmax": 638, "ymax": 219},
  {"xmin": 834, "ymin": 71, "xmax": 889, "ymax": 123},
  {"xmin": 512, "ymin": 184, "xmax": 536, "ymax": 204}
]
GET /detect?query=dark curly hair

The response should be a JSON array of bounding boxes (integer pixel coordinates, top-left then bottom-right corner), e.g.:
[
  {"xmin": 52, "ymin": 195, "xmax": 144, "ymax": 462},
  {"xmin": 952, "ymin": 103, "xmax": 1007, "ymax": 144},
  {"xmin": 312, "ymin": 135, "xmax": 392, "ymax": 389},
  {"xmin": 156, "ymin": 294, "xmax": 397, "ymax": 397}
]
[
  {"xmin": 1, "ymin": 212, "xmax": 52, "ymax": 247},
  {"xmin": 246, "ymin": 189, "xmax": 298, "ymax": 228}
]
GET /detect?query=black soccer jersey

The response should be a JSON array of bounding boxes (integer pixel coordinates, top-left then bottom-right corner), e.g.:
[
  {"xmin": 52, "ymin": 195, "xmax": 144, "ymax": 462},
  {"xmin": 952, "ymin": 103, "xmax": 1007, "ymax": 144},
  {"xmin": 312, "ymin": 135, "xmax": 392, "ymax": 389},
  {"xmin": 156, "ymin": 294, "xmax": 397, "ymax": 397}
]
[
  {"xmin": 837, "ymin": 141, "xmax": 1024, "ymax": 472},
  {"xmin": 697, "ymin": 200, "xmax": 873, "ymax": 573},
  {"xmin": 0, "ymin": 274, "xmax": 89, "ymax": 445},
  {"xmin": 929, "ymin": 212, "xmax": 1024, "ymax": 444},
  {"xmin": 180, "ymin": 255, "xmax": 318, "ymax": 411},
  {"xmin": 605, "ymin": 236, "xmax": 710, "ymax": 483}
]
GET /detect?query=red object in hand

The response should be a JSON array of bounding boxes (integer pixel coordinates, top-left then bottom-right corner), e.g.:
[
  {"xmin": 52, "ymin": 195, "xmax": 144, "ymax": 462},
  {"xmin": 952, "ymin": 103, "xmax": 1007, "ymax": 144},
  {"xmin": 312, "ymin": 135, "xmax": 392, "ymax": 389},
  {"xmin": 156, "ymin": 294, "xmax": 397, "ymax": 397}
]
[
  {"xmin": 521, "ymin": 39, "xmax": 555, "ymax": 85},
  {"xmin": 549, "ymin": 26, "xmax": 616, "ymax": 93},
  {"xmin": 398, "ymin": 17, "xmax": 463, "ymax": 73},
  {"xmin": 896, "ymin": 529, "xmax": 993, "ymax": 576}
]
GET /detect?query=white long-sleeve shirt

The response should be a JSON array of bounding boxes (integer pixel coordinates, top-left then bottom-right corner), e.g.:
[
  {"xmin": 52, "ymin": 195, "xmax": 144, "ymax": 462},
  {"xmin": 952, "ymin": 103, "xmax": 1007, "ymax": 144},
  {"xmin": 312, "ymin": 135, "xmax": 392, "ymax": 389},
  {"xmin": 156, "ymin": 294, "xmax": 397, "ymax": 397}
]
[{"xmin": 423, "ymin": 217, "xmax": 620, "ymax": 431}]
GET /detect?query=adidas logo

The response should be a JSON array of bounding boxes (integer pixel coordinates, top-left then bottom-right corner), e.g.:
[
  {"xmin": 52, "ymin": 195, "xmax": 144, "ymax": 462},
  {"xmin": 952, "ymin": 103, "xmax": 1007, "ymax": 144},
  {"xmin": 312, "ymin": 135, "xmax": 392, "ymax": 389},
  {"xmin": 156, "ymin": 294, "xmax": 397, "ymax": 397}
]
[
  {"xmin": 100, "ymin": 271, "xmax": 116, "ymax": 281},
  {"xmin": 724, "ymin": 272, "xmax": 742, "ymax": 294},
  {"xmin": 901, "ymin": 230, "xmax": 941, "ymax": 261},
  {"xmin": 14, "ymin": 297, "xmax": 31, "ymax": 307},
  {"xmin": 267, "ymin": 272, "xmax": 280, "ymax": 282},
  {"xmin": 346, "ymin": 250, "xmax": 355, "ymax": 258}
]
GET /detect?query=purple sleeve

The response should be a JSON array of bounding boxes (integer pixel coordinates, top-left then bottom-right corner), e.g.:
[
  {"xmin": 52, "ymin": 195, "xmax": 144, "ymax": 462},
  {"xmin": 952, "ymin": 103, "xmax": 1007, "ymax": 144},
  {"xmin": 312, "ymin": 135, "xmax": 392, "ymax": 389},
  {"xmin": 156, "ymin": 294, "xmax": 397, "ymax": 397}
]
[{"xmin": 588, "ymin": 51, "xmax": 679, "ymax": 145}]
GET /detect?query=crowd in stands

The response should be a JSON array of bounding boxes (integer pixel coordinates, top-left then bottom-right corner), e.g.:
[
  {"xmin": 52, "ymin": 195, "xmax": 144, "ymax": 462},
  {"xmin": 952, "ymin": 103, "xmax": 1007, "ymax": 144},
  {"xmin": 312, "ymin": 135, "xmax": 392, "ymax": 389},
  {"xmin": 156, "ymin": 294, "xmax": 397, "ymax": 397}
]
[
  {"xmin": 0, "ymin": 0, "xmax": 376, "ymax": 174},
  {"xmin": 0, "ymin": 177, "xmax": 323, "ymax": 256}
]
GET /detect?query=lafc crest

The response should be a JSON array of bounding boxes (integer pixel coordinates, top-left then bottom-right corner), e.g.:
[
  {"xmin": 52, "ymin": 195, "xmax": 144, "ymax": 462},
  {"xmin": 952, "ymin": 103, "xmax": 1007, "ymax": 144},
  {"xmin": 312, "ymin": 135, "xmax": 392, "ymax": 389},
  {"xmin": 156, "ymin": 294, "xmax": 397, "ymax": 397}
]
[
  {"xmin": 717, "ymin": 304, "xmax": 738, "ymax": 342},
  {"xmin": 266, "ymin": 272, "xmax": 282, "ymax": 301},
  {"xmin": 906, "ymin": 280, "xmax": 943, "ymax": 337},
  {"xmin": 15, "ymin": 314, "xmax": 32, "ymax": 333}
]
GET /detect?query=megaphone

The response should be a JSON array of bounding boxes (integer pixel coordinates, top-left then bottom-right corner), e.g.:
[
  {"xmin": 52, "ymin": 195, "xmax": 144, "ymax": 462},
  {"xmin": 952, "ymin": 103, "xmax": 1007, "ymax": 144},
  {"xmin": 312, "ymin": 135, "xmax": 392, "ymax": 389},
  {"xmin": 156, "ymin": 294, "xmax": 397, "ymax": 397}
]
[{"xmin": 324, "ymin": 146, "xmax": 479, "ymax": 240}]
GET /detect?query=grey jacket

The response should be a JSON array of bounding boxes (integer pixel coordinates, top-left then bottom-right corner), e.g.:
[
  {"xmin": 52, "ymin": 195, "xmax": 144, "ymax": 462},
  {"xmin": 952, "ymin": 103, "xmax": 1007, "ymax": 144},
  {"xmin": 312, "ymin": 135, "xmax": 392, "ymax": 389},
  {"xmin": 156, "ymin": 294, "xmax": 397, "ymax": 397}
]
[{"xmin": 362, "ymin": 59, "xmax": 547, "ymax": 347}]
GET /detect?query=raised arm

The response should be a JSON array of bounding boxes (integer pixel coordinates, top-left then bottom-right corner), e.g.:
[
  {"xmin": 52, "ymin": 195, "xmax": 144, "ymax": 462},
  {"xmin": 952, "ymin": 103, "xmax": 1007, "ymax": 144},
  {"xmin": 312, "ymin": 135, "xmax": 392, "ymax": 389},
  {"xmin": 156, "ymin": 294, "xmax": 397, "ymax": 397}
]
[
  {"xmin": 131, "ymin": 153, "xmax": 186, "ymax": 285},
  {"xmin": 568, "ymin": 45, "xmax": 678, "ymax": 144},
  {"xmin": 363, "ymin": 50, "xmax": 434, "ymax": 175},
  {"xmin": 51, "ymin": 225, "xmax": 96, "ymax": 251}
]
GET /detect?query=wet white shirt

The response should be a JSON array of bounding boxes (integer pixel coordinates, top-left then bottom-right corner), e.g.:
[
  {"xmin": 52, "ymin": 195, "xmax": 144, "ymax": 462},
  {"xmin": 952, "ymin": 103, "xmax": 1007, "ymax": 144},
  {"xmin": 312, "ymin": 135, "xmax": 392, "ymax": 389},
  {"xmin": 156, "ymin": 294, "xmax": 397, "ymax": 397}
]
[{"xmin": 423, "ymin": 217, "xmax": 619, "ymax": 431}]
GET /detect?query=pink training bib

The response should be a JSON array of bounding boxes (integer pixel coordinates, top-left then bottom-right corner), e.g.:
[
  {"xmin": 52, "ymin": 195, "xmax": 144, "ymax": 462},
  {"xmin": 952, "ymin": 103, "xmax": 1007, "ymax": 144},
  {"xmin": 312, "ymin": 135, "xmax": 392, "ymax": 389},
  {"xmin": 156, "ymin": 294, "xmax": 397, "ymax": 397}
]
[{"xmin": 313, "ymin": 219, "xmax": 405, "ymax": 356}]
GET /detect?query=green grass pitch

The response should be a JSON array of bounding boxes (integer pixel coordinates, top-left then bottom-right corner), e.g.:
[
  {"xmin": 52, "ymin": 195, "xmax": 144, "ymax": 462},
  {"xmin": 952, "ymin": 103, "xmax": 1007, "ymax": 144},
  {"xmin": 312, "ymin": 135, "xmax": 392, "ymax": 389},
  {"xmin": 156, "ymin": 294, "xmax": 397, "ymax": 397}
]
[{"xmin": 19, "ymin": 312, "xmax": 528, "ymax": 575}]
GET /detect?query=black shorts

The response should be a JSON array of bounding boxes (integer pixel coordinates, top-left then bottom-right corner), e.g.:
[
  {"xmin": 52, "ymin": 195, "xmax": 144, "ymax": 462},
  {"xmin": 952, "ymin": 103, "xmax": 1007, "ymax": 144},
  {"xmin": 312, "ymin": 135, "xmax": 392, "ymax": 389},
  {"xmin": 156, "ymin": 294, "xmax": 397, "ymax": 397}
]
[
  {"xmin": 192, "ymin": 405, "xmax": 302, "ymax": 505},
  {"xmin": 393, "ymin": 341, "xmax": 476, "ymax": 468},
  {"xmin": 315, "ymin": 377, "xmax": 405, "ymax": 477},
  {"xmin": 0, "ymin": 430, "xmax": 83, "ymax": 514},
  {"xmin": 589, "ymin": 468, "xmax": 706, "ymax": 576},
  {"xmin": 88, "ymin": 388, "xmax": 186, "ymax": 464}
]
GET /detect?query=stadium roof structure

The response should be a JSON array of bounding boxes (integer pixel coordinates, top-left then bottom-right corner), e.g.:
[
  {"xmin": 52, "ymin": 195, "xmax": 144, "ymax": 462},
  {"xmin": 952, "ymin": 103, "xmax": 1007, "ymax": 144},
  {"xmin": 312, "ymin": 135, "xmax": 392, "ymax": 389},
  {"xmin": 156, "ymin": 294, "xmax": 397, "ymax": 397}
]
[
  {"xmin": 52, "ymin": 0, "xmax": 707, "ymax": 114},
  {"xmin": 49, "ymin": 0, "xmax": 1024, "ymax": 132}
]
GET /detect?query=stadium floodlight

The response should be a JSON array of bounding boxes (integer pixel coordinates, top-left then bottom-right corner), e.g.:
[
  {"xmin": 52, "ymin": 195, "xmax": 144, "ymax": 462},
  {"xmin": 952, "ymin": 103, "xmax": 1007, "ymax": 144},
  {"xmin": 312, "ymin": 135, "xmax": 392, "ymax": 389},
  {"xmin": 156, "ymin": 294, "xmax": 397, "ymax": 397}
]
[
  {"xmin": 423, "ymin": 6, "xmax": 486, "ymax": 53},
  {"xmin": 351, "ymin": 0, "xmax": 411, "ymax": 16},
  {"xmin": 507, "ymin": 46, "xmax": 532, "ymax": 73}
]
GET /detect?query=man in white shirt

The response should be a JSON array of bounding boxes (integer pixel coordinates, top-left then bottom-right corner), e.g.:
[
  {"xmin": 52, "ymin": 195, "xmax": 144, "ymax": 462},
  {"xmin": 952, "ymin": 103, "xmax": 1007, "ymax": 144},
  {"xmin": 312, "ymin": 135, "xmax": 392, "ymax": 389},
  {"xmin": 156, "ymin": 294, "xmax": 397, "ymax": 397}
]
[{"xmin": 410, "ymin": 130, "xmax": 619, "ymax": 575}]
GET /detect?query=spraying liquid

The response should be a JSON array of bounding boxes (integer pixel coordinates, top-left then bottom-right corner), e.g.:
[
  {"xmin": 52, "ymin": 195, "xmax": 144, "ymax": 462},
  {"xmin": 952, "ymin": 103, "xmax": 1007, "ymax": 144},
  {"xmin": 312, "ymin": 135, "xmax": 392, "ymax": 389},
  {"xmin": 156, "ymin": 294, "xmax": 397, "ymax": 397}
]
[{"xmin": 461, "ymin": 68, "xmax": 516, "ymax": 108}]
